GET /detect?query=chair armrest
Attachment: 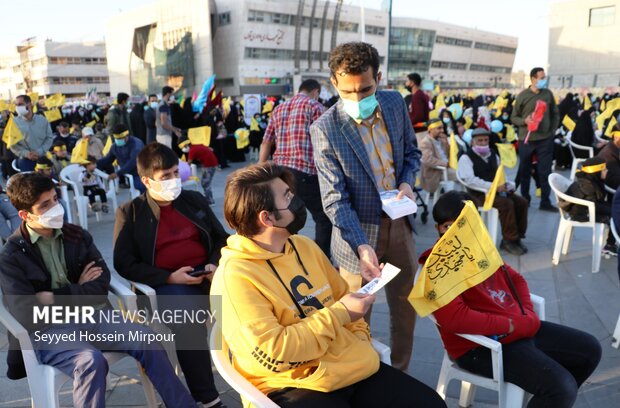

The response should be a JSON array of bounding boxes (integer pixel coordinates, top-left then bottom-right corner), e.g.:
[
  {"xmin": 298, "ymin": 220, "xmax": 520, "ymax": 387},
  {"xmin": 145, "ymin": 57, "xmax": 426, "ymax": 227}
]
[
  {"xmin": 371, "ymin": 338, "xmax": 391, "ymax": 365},
  {"xmin": 456, "ymin": 332, "xmax": 504, "ymax": 384},
  {"xmin": 529, "ymin": 293, "xmax": 546, "ymax": 321},
  {"xmin": 128, "ymin": 280, "xmax": 159, "ymax": 312},
  {"xmin": 455, "ymin": 333, "xmax": 502, "ymax": 351},
  {"xmin": 0, "ymin": 301, "xmax": 34, "ymax": 350},
  {"xmin": 109, "ymin": 274, "xmax": 138, "ymax": 312}
]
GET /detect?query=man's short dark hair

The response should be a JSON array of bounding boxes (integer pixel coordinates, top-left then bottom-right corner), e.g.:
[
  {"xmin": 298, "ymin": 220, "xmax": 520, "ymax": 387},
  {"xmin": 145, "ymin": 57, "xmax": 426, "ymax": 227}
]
[
  {"xmin": 432, "ymin": 191, "xmax": 473, "ymax": 225},
  {"xmin": 6, "ymin": 172, "xmax": 56, "ymax": 212},
  {"xmin": 36, "ymin": 156, "xmax": 53, "ymax": 167},
  {"xmin": 328, "ymin": 42, "xmax": 380, "ymax": 82},
  {"xmin": 530, "ymin": 67, "xmax": 545, "ymax": 79},
  {"xmin": 117, "ymin": 92, "xmax": 130, "ymax": 104},
  {"xmin": 299, "ymin": 79, "xmax": 321, "ymax": 93},
  {"xmin": 162, "ymin": 86, "xmax": 174, "ymax": 97},
  {"xmin": 52, "ymin": 139, "xmax": 67, "ymax": 148},
  {"xmin": 407, "ymin": 73, "xmax": 422, "ymax": 86},
  {"xmin": 58, "ymin": 121, "xmax": 69, "ymax": 128},
  {"xmin": 148, "ymin": 94, "xmax": 157, "ymax": 100},
  {"xmin": 137, "ymin": 142, "xmax": 179, "ymax": 179},
  {"xmin": 224, "ymin": 162, "xmax": 295, "ymax": 237},
  {"xmin": 16, "ymin": 94, "xmax": 31, "ymax": 104}
]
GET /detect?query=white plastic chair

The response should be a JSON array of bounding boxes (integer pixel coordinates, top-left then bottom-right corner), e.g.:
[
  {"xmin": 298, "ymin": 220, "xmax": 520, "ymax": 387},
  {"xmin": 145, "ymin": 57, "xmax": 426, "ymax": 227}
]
[
  {"xmin": 60, "ymin": 164, "xmax": 118, "ymax": 230},
  {"xmin": 423, "ymin": 166, "xmax": 456, "ymax": 209},
  {"xmin": 123, "ymin": 174, "xmax": 141, "ymax": 200},
  {"xmin": 548, "ymin": 173, "xmax": 607, "ymax": 273},
  {"xmin": 456, "ymin": 171, "xmax": 500, "ymax": 247},
  {"xmin": 0, "ymin": 275, "xmax": 158, "ymax": 408},
  {"xmin": 209, "ymin": 321, "xmax": 391, "ymax": 408},
  {"xmin": 609, "ymin": 219, "xmax": 620, "ymax": 349},
  {"xmin": 11, "ymin": 159, "xmax": 20, "ymax": 172},
  {"xmin": 434, "ymin": 294, "xmax": 546, "ymax": 408},
  {"xmin": 566, "ymin": 133, "xmax": 593, "ymax": 181}
]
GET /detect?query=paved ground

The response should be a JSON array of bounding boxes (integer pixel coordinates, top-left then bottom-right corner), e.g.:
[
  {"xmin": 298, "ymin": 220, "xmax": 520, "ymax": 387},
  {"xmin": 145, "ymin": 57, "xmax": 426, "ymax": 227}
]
[{"xmin": 1, "ymin": 161, "xmax": 619, "ymax": 407}]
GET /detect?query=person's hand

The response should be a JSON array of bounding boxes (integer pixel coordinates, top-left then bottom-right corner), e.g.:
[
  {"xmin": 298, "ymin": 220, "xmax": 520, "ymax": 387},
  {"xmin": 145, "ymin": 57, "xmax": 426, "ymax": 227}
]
[
  {"xmin": 108, "ymin": 173, "xmax": 117, "ymax": 180},
  {"xmin": 358, "ymin": 244, "xmax": 380, "ymax": 282},
  {"xmin": 339, "ymin": 293, "xmax": 376, "ymax": 321},
  {"xmin": 396, "ymin": 182, "xmax": 414, "ymax": 201},
  {"xmin": 36, "ymin": 291, "xmax": 55, "ymax": 305},
  {"xmin": 166, "ymin": 266, "xmax": 205, "ymax": 285},
  {"xmin": 26, "ymin": 151, "xmax": 38, "ymax": 160},
  {"xmin": 497, "ymin": 184, "xmax": 508, "ymax": 193},
  {"xmin": 78, "ymin": 261, "xmax": 103, "ymax": 284},
  {"xmin": 524, "ymin": 114, "xmax": 533, "ymax": 125},
  {"xmin": 203, "ymin": 263, "xmax": 217, "ymax": 282}
]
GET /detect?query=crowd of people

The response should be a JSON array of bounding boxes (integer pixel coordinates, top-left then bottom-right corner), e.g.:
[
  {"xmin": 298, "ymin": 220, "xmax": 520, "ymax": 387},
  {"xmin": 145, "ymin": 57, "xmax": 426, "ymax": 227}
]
[{"xmin": 0, "ymin": 40, "xmax": 612, "ymax": 408}]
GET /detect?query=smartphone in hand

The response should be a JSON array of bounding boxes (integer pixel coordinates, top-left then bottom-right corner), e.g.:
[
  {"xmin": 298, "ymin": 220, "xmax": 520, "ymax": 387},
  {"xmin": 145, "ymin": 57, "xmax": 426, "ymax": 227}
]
[{"xmin": 188, "ymin": 266, "xmax": 208, "ymax": 277}]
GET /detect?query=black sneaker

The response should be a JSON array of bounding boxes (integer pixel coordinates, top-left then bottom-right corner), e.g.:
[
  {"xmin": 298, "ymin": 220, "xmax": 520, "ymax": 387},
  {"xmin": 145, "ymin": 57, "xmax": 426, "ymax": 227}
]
[
  {"xmin": 539, "ymin": 203, "xmax": 559, "ymax": 212},
  {"xmin": 603, "ymin": 244, "xmax": 618, "ymax": 257},
  {"xmin": 500, "ymin": 240, "xmax": 525, "ymax": 256},
  {"xmin": 518, "ymin": 240, "xmax": 528, "ymax": 253}
]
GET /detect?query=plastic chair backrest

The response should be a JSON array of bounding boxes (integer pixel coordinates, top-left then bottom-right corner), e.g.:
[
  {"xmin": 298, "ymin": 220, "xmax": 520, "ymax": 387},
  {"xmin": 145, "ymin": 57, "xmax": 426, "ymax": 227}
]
[{"xmin": 59, "ymin": 164, "xmax": 86, "ymax": 196}]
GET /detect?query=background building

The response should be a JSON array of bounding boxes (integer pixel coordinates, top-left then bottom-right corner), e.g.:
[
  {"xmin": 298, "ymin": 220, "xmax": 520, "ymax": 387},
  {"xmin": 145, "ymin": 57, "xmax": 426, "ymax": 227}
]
[
  {"xmin": 0, "ymin": 38, "xmax": 109, "ymax": 100},
  {"xmin": 549, "ymin": 0, "xmax": 620, "ymax": 88},
  {"xmin": 389, "ymin": 17, "xmax": 518, "ymax": 89},
  {"xmin": 104, "ymin": 0, "xmax": 215, "ymax": 96}
]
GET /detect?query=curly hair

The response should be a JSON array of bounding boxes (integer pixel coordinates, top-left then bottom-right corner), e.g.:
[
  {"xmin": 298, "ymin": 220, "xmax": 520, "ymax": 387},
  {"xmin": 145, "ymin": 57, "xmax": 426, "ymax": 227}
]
[{"xmin": 328, "ymin": 42, "xmax": 380, "ymax": 82}]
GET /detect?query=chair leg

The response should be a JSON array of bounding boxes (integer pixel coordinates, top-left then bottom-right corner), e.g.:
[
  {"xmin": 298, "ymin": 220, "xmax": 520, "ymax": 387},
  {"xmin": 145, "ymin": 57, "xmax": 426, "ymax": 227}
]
[
  {"xmin": 561, "ymin": 224, "xmax": 573, "ymax": 255},
  {"xmin": 552, "ymin": 220, "xmax": 567, "ymax": 265},
  {"xmin": 458, "ymin": 381, "xmax": 476, "ymax": 408},
  {"xmin": 612, "ymin": 312, "xmax": 620, "ymax": 349},
  {"xmin": 137, "ymin": 363, "xmax": 159, "ymax": 408},
  {"xmin": 592, "ymin": 223, "xmax": 605, "ymax": 273},
  {"xmin": 435, "ymin": 353, "xmax": 453, "ymax": 399},
  {"xmin": 503, "ymin": 382, "xmax": 526, "ymax": 408}
]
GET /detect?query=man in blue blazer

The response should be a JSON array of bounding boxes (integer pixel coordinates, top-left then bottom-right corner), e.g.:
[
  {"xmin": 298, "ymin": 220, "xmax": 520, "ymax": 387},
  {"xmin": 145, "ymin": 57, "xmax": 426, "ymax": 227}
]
[{"xmin": 310, "ymin": 42, "xmax": 421, "ymax": 370}]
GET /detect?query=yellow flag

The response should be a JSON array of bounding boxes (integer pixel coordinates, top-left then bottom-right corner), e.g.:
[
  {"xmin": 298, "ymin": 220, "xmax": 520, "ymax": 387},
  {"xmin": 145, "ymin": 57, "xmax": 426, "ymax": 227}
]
[
  {"xmin": 28, "ymin": 92, "xmax": 39, "ymax": 113},
  {"xmin": 262, "ymin": 100, "xmax": 274, "ymax": 114},
  {"xmin": 584, "ymin": 95, "xmax": 592, "ymax": 111},
  {"xmin": 188, "ymin": 126, "xmax": 211, "ymax": 147},
  {"xmin": 429, "ymin": 109, "xmax": 439, "ymax": 120},
  {"xmin": 601, "ymin": 99, "xmax": 606, "ymax": 112},
  {"xmin": 222, "ymin": 96, "xmax": 232, "ymax": 117},
  {"xmin": 496, "ymin": 144, "xmax": 517, "ymax": 168},
  {"xmin": 45, "ymin": 93, "xmax": 65, "ymax": 109},
  {"xmin": 483, "ymin": 164, "xmax": 506, "ymax": 210},
  {"xmin": 408, "ymin": 200, "xmax": 503, "ymax": 317},
  {"xmin": 235, "ymin": 128, "xmax": 250, "ymax": 150},
  {"xmin": 505, "ymin": 124, "xmax": 517, "ymax": 142},
  {"xmin": 102, "ymin": 136, "xmax": 113, "ymax": 156},
  {"xmin": 449, "ymin": 134, "xmax": 458, "ymax": 170},
  {"xmin": 70, "ymin": 139, "xmax": 89, "ymax": 164},
  {"xmin": 2, "ymin": 115, "xmax": 24, "ymax": 148},
  {"xmin": 435, "ymin": 93, "xmax": 446, "ymax": 110},
  {"xmin": 464, "ymin": 116, "xmax": 473, "ymax": 130},
  {"xmin": 85, "ymin": 120, "xmax": 96, "ymax": 128},
  {"xmin": 43, "ymin": 108, "xmax": 62, "ymax": 123},
  {"xmin": 0, "ymin": 100, "xmax": 7, "ymax": 111},
  {"xmin": 562, "ymin": 115, "xmax": 576, "ymax": 132},
  {"xmin": 605, "ymin": 117, "xmax": 617, "ymax": 137}
]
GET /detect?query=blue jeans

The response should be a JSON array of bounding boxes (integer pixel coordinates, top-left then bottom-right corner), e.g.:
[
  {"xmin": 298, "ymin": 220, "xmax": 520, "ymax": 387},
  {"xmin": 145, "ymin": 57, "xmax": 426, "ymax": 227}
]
[
  {"xmin": 155, "ymin": 283, "xmax": 219, "ymax": 404},
  {"xmin": 17, "ymin": 158, "xmax": 36, "ymax": 172},
  {"xmin": 456, "ymin": 321, "xmax": 601, "ymax": 408},
  {"xmin": 35, "ymin": 321, "xmax": 195, "ymax": 408}
]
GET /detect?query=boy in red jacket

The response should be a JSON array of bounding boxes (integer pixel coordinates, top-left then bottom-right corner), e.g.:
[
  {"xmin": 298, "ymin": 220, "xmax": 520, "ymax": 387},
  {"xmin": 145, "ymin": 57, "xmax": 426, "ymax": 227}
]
[{"xmin": 423, "ymin": 191, "xmax": 601, "ymax": 408}]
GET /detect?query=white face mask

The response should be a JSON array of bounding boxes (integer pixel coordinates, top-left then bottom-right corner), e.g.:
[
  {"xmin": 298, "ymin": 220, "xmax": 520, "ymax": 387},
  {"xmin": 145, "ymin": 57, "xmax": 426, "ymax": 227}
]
[
  {"xmin": 148, "ymin": 177, "xmax": 182, "ymax": 202},
  {"xmin": 30, "ymin": 203, "xmax": 65, "ymax": 229},
  {"xmin": 16, "ymin": 105, "xmax": 29, "ymax": 116},
  {"xmin": 150, "ymin": 102, "xmax": 159, "ymax": 109}
]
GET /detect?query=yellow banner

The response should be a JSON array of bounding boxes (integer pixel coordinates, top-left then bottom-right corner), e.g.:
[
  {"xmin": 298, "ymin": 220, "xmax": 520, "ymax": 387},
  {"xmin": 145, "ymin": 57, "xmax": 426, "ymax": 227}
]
[
  {"xmin": 496, "ymin": 144, "xmax": 517, "ymax": 168},
  {"xmin": 584, "ymin": 95, "xmax": 592, "ymax": 111},
  {"xmin": 605, "ymin": 116, "xmax": 617, "ymax": 137},
  {"xmin": 483, "ymin": 164, "xmax": 506, "ymax": 210},
  {"xmin": 562, "ymin": 115, "xmax": 576, "ymax": 132},
  {"xmin": 188, "ymin": 125, "xmax": 211, "ymax": 147},
  {"xmin": 85, "ymin": 120, "xmax": 96, "ymax": 128},
  {"xmin": 505, "ymin": 124, "xmax": 517, "ymax": 142},
  {"xmin": 449, "ymin": 134, "xmax": 458, "ymax": 170},
  {"xmin": 262, "ymin": 100, "xmax": 274, "ymax": 114},
  {"xmin": 70, "ymin": 139, "xmax": 89, "ymax": 164},
  {"xmin": 235, "ymin": 128, "xmax": 250, "ymax": 150},
  {"xmin": 45, "ymin": 93, "xmax": 65, "ymax": 109},
  {"xmin": 43, "ymin": 108, "xmax": 62, "ymax": 123},
  {"xmin": 2, "ymin": 115, "xmax": 24, "ymax": 148},
  {"xmin": 102, "ymin": 136, "xmax": 113, "ymax": 156},
  {"xmin": 408, "ymin": 200, "xmax": 503, "ymax": 317}
]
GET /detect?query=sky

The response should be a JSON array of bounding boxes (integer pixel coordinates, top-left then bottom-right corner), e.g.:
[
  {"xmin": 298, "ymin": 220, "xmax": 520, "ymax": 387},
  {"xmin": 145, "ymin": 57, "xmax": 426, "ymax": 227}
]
[{"xmin": 2, "ymin": 0, "xmax": 552, "ymax": 72}]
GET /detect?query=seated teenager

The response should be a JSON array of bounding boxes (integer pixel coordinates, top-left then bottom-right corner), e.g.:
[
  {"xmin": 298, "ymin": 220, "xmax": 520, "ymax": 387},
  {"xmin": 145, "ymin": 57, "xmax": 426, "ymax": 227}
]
[
  {"xmin": 457, "ymin": 127, "xmax": 529, "ymax": 256},
  {"xmin": 96, "ymin": 123, "xmax": 145, "ymax": 193},
  {"xmin": 0, "ymin": 172, "xmax": 196, "ymax": 408},
  {"xmin": 113, "ymin": 142, "xmax": 228, "ymax": 408},
  {"xmin": 596, "ymin": 124, "xmax": 620, "ymax": 190},
  {"xmin": 211, "ymin": 162, "xmax": 446, "ymax": 408},
  {"xmin": 424, "ymin": 191, "xmax": 601, "ymax": 408}
]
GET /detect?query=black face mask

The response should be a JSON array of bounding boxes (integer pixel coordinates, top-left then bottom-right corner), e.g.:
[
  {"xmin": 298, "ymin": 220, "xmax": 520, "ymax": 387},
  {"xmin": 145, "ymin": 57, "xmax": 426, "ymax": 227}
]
[
  {"xmin": 272, "ymin": 195, "xmax": 307, "ymax": 235},
  {"xmin": 405, "ymin": 85, "xmax": 413, "ymax": 92}
]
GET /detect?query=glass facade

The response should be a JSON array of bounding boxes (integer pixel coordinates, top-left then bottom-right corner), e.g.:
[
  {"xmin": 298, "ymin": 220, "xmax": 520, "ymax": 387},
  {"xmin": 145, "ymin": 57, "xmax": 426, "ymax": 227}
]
[{"xmin": 388, "ymin": 26, "xmax": 435, "ymax": 82}]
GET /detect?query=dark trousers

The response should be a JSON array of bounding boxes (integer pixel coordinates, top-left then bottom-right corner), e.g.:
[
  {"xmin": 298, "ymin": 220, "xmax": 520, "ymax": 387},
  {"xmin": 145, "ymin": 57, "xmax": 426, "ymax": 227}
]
[
  {"xmin": 470, "ymin": 191, "xmax": 529, "ymax": 241},
  {"xmin": 288, "ymin": 167, "xmax": 332, "ymax": 259},
  {"xmin": 457, "ymin": 321, "xmax": 601, "ymax": 408},
  {"xmin": 518, "ymin": 137, "xmax": 555, "ymax": 205},
  {"xmin": 155, "ymin": 283, "xmax": 219, "ymax": 404},
  {"xmin": 35, "ymin": 321, "xmax": 196, "ymax": 408},
  {"xmin": 17, "ymin": 158, "xmax": 36, "ymax": 172},
  {"xmin": 83, "ymin": 185, "xmax": 107, "ymax": 204},
  {"xmin": 268, "ymin": 362, "xmax": 446, "ymax": 408}
]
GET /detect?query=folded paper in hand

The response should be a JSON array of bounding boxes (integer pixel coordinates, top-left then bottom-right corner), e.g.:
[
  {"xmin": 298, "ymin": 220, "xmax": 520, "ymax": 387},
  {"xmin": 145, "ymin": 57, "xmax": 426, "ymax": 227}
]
[
  {"xmin": 380, "ymin": 189, "xmax": 417, "ymax": 219},
  {"xmin": 357, "ymin": 263, "xmax": 401, "ymax": 295}
]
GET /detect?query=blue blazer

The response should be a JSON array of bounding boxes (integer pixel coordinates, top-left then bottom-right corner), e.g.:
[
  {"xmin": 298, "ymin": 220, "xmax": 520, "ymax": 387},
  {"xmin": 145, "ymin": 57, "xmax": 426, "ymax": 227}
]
[{"xmin": 310, "ymin": 90, "xmax": 421, "ymax": 273}]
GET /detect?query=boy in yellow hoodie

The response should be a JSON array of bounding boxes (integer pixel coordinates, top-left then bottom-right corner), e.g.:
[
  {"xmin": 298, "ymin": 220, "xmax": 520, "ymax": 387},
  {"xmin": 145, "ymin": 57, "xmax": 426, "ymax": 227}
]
[{"xmin": 211, "ymin": 162, "xmax": 445, "ymax": 408}]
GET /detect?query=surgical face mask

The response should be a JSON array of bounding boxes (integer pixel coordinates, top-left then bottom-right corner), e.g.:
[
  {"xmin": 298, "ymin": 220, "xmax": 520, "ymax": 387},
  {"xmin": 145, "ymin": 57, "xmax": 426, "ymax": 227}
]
[
  {"xmin": 169, "ymin": 95, "xmax": 176, "ymax": 103},
  {"xmin": 148, "ymin": 177, "xmax": 182, "ymax": 202},
  {"xmin": 272, "ymin": 195, "xmax": 307, "ymax": 235},
  {"xmin": 150, "ymin": 102, "xmax": 159, "ymax": 109},
  {"xmin": 536, "ymin": 77, "xmax": 548, "ymax": 90},
  {"xmin": 30, "ymin": 203, "xmax": 64, "ymax": 229},
  {"xmin": 472, "ymin": 145, "xmax": 491, "ymax": 156},
  {"xmin": 181, "ymin": 146, "xmax": 190, "ymax": 153},
  {"xmin": 502, "ymin": 114, "xmax": 509, "ymax": 120},
  {"xmin": 114, "ymin": 138, "xmax": 127, "ymax": 147},
  {"xmin": 16, "ymin": 105, "xmax": 28, "ymax": 116},
  {"xmin": 442, "ymin": 117, "xmax": 451, "ymax": 124},
  {"xmin": 341, "ymin": 93, "xmax": 379, "ymax": 120}
]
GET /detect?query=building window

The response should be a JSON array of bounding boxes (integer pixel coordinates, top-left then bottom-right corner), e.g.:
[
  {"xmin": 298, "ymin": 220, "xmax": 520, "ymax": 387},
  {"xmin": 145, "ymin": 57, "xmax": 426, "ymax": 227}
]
[
  {"xmin": 469, "ymin": 64, "xmax": 511, "ymax": 74},
  {"xmin": 435, "ymin": 35, "xmax": 472, "ymax": 48},
  {"xmin": 215, "ymin": 78, "xmax": 234, "ymax": 87},
  {"xmin": 431, "ymin": 60, "xmax": 467, "ymax": 70},
  {"xmin": 247, "ymin": 9, "xmax": 358, "ymax": 32},
  {"xmin": 365, "ymin": 25, "xmax": 385, "ymax": 36},
  {"xmin": 218, "ymin": 11, "xmax": 231, "ymax": 26},
  {"xmin": 474, "ymin": 42, "xmax": 516, "ymax": 54},
  {"xmin": 244, "ymin": 47, "xmax": 383, "ymax": 63},
  {"xmin": 589, "ymin": 6, "xmax": 615, "ymax": 27}
]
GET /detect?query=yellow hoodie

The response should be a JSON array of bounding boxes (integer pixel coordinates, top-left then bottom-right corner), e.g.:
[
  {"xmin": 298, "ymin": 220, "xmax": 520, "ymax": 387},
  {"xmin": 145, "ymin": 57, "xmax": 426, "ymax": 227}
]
[{"xmin": 210, "ymin": 234, "xmax": 380, "ymax": 402}]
